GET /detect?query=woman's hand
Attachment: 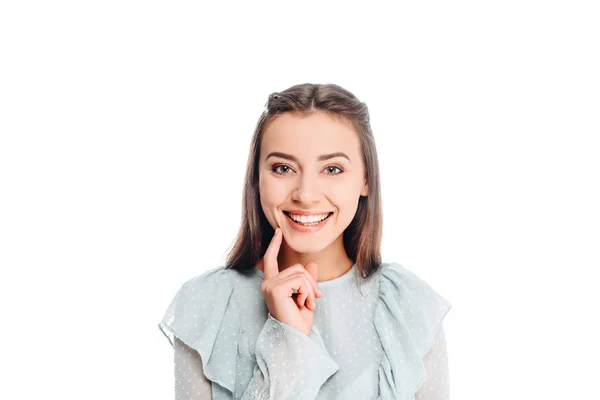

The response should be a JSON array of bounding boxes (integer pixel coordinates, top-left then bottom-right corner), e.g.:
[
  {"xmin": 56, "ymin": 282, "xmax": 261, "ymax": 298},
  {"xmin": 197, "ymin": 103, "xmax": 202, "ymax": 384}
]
[{"xmin": 260, "ymin": 227, "xmax": 322, "ymax": 336}]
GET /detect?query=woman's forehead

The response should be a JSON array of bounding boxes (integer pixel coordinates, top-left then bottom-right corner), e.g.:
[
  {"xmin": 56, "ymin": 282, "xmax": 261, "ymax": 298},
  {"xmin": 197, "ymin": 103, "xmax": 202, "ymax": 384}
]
[{"xmin": 261, "ymin": 112, "xmax": 360, "ymax": 157}]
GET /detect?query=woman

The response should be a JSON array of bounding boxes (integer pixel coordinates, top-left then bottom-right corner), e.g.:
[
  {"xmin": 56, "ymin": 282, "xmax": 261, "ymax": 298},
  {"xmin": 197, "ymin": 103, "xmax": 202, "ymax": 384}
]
[{"xmin": 158, "ymin": 83, "xmax": 452, "ymax": 399}]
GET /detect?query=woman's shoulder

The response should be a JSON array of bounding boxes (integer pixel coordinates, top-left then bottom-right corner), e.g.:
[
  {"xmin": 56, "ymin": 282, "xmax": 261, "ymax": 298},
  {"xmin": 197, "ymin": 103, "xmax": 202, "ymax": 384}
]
[
  {"xmin": 159, "ymin": 266, "xmax": 236, "ymax": 333},
  {"xmin": 374, "ymin": 261, "xmax": 421, "ymax": 292},
  {"xmin": 178, "ymin": 264, "xmax": 237, "ymax": 288},
  {"xmin": 171, "ymin": 264, "xmax": 259, "ymax": 295},
  {"xmin": 161, "ymin": 265, "xmax": 258, "ymax": 322},
  {"xmin": 375, "ymin": 260, "xmax": 452, "ymax": 344},
  {"xmin": 377, "ymin": 261, "xmax": 447, "ymax": 296}
]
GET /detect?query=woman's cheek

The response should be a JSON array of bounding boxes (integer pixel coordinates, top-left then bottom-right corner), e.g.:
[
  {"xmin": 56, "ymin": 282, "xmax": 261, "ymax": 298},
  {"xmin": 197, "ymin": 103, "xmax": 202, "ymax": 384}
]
[
  {"xmin": 260, "ymin": 189, "xmax": 283, "ymax": 227},
  {"xmin": 329, "ymin": 182, "xmax": 355, "ymax": 203}
]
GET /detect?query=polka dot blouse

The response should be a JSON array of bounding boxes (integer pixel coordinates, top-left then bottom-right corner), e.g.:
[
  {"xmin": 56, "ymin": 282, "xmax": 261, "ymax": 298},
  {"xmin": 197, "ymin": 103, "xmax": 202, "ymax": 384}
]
[{"xmin": 159, "ymin": 262, "xmax": 452, "ymax": 399}]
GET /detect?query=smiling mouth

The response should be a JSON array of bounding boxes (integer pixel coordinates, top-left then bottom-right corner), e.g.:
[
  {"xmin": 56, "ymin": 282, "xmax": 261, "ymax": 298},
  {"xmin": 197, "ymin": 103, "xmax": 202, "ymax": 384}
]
[{"xmin": 283, "ymin": 211, "xmax": 333, "ymax": 226}]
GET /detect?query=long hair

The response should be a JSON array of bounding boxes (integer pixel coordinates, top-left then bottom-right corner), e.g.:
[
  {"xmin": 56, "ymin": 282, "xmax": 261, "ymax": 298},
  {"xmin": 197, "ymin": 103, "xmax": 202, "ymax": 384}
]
[{"xmin": 224, "ymin": 83, "xmax": 383, "ymax": 279}]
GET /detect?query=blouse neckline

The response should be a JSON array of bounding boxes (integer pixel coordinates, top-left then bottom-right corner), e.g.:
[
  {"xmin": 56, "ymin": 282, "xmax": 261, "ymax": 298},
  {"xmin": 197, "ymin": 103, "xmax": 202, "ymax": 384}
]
[{"xmin": 255, "ymin": 263, "xmax": 357, "ymax": 289}]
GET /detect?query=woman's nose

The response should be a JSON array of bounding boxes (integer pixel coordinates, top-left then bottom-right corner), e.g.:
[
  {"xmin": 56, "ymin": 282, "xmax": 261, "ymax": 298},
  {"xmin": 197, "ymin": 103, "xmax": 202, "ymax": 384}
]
[{"xmin": 292, "ymin": 174, "xmax": 321, "ymax": 204}]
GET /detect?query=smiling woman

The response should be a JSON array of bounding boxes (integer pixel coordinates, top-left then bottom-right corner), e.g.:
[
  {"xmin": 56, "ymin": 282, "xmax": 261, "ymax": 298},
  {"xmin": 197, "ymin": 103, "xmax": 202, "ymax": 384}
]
[
  {"xmin": 257, "ymin": 110, "xmax": 370, "ymax": 275},
  {"xmin": 158, "ymin": 83, "xmax": 452, "ymax": 400}
]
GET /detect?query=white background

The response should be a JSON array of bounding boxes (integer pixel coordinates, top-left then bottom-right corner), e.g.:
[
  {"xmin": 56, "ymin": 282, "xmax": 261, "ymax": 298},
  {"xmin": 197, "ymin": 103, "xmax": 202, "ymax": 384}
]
[{"xmin": 1, "ymin": 1, "xmax": 599, "ymax": 399}]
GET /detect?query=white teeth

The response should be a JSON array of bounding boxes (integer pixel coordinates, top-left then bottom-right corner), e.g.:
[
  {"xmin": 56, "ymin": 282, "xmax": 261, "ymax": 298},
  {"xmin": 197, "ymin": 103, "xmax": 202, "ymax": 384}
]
[{"xmin": 287, "ymin": 212, "xmax": 330, "ymax": 223}]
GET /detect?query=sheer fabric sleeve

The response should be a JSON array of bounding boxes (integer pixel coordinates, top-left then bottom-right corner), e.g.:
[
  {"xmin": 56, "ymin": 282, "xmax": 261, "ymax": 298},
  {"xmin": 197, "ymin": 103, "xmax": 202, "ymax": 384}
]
[
  {"xmin": 240, "ymin": 313, "xmax": 340, "ymax": 400},
  {"xmin": 375, "ymin": 263, "xmax": 452, "ymax": 400},
  {"xmin": 415, "ymin": 326, "xmax": 450, "ymax": 400},
  {"xmin": 174, "ymin": 337, "xmax": 213, "ymax": 400},
  {"xmin": 159, "ymin": 267, "xmax": 239, "ymax": 398}
]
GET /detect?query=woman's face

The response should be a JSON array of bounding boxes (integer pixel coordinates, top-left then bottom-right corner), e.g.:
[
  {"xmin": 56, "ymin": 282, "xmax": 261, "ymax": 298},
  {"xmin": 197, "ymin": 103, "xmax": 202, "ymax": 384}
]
[{"xmin": 258, "ymin": 111, "xmax": 369, "ymax": 254}]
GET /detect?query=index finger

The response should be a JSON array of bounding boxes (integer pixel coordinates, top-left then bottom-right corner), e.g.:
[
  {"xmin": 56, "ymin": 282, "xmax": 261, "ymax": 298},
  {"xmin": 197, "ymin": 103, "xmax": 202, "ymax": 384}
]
[{"xmin": 263, "ymin": 227, "xmax": 282, "ymax": 279}]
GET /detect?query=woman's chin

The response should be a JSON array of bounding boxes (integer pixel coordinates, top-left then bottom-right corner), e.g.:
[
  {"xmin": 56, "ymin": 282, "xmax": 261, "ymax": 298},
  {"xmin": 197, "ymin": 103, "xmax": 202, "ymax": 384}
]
[{"xmin": 282, "ymin": 237, "xmax": 329, "ymax": 255}]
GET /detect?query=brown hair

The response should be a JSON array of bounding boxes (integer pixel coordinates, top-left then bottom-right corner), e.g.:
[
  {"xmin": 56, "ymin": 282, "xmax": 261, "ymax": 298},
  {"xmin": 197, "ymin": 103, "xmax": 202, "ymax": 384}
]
[{"xmin": 224, "ymin": 83, "xmax": 383, "ymax": 279}]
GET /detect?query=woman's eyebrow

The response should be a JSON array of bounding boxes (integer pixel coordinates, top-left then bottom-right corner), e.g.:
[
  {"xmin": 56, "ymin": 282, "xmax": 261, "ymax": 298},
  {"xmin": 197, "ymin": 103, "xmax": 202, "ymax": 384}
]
[{"xmin": 265, "ymin": 151, "xmax": 351, "ymax": 163}]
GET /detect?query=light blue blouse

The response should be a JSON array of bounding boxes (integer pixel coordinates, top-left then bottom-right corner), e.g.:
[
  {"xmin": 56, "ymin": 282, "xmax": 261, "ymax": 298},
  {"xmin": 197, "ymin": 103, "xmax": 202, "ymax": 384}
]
[{"xmin": 158, "ymin": 262, "xmax": 452, "ymax": 399}]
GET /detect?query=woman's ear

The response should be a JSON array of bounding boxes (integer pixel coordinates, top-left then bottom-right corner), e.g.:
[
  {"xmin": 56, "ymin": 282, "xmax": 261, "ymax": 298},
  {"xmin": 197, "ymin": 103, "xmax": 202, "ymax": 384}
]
[{"xmin": 361, "ymin": 181, "xmax": 369, "ymax": 197}]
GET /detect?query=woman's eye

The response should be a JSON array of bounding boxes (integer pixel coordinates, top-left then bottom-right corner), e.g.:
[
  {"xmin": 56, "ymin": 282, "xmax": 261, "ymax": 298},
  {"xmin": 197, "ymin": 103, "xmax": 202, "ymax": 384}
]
[
  {"xmin": 325, "ymin": 166, "xmax": 343, "ymax": 175},
  {"xmin": 272, "ymin": 165, "xmax": 291, "ymax": 174}
]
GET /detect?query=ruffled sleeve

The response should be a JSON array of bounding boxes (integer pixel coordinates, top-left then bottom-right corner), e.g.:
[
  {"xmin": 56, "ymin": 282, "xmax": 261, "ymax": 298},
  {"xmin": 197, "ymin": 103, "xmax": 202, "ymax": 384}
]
[
  {"xmin": 158, "ymin": 266, "xmax": 238, "ymax": 398},
  {"xmin": 241, "ymin": 313, "xmax": 340, "ymax": 399},
  {"xmin": 374, "ymin": 263, "xmax": 452, "ymax": 400},
  {"xmin": 415, "ymin": 326, "xmax": 450, "ymax": 399}
]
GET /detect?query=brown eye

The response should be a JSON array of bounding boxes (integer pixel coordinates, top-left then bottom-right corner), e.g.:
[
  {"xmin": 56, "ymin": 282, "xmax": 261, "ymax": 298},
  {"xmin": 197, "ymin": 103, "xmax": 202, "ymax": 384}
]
[
  {"xmin": 272, "ymin": 165, "xmax": 292, "ymax": 175},
  {"xmin": 325, "ymin": 166, "xmax": 343, "ymax": 175}
]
